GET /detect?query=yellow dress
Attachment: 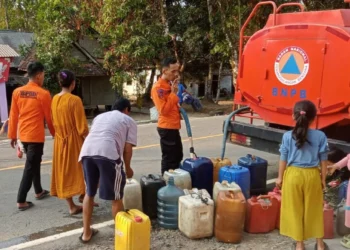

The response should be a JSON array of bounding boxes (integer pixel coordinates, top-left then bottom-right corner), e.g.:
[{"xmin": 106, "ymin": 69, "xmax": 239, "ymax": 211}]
[{"xmin": 50, "ymin": 93, "xmax": 88, "ymax": 199}]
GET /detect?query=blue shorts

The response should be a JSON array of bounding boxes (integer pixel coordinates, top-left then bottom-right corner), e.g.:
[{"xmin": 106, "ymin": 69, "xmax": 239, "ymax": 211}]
[{"xmin": 82, "ymin": 156, "xmax": 126, "ymax": 200}]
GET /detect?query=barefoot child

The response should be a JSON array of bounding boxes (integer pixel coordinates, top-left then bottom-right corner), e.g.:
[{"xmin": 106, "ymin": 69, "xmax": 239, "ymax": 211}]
[{"xmin": 276, "ymin": 100, "xmax": 329, "ymax": 250}]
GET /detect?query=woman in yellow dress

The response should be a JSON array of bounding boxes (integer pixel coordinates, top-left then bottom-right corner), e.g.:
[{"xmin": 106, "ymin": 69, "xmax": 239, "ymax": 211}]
[{"xmin": 51, "ymin": 70, "xmax": 89, "ymax": 215}]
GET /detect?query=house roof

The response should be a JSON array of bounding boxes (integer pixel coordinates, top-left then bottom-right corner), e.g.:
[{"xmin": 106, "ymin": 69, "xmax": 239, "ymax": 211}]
[
  {"xmin": 0, "ymin": 30, "xmax": 34, "ymax": 67},
  {"xmin": 0, "ymin": 44, "xmax": 19, "ymax": 57},
  {"xmin": 18, "ymin": 44, "xmax": 107, "ymax": 77}
]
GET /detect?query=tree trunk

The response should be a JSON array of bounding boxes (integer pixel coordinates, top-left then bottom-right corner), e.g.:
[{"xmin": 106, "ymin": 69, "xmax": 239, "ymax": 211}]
[
  {"xmin": 143, "ymin": 67, "xmax": 156, "ymax": 101},
  {"xmin": 160, "ymin": 0, "xmax": 169, "ymax": 35},
  {"xmin": 206, "ymin": 0, "xmax": 214, "ymax": 100},
  {"xmin": 215, "ymin": 61, "xmax": 223, "ymax": 103},
  {"xmin": 4, "ymin": 0, "xmax": 9, "ymax": 29},
  {"xmin": 205, "ymin": 58, "xmax": 213, "ymax": 100}
]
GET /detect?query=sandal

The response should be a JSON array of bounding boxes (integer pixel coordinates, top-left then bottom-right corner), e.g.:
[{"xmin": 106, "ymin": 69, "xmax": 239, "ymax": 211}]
[
  {"xmin": 70, "ymin": 207, "xmax": 83, "ymax": 215},
  {"xmin": 18, "ymin": 201, "xmax": 34, "ymax": 211},
  {"xmin": 79, "ymin": 228, "xmax": 98, "ymax": 243},
  {"xmin": 344, "ymin": 234, "xmax": 350, "ymax": 241},
  {"xmin": 314, "ymin": 242, "xmax": 329, "ymax": 250},
  {"xmin": 36, "ymin": 190, "xmax": 50, "ymax": 200},
  {"xmin": 341, "ymin": 238, "xmax": 350, "ymax": 249}
]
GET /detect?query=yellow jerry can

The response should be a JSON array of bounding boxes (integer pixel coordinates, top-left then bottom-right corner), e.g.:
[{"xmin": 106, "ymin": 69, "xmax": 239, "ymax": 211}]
[{"xmin": 115, "ymin": 209, "xmax": 151, "ymax": 250}]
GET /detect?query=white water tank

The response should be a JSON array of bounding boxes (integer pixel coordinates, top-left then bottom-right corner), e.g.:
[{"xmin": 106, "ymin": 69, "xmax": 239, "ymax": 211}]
[
  {"xmin": 123, "ymin": 179, "xmax": 143, "ymax": 211},
  {"xmin": 163, "ymin": 169, "xmax": 192, "ymax": 190},
  {"xmin": 179, "ymin": 188, "xmax": 214, "ymax": 239},
  {"xmin": 213, "ymin": 180, "xmax": 241, "ymax": 204}
]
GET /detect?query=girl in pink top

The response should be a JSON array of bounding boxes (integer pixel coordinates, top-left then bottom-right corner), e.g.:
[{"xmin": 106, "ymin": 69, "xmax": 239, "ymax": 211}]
[{"xmin": 329, "ymin": 154, "xmax": 350, "ymax": 248}]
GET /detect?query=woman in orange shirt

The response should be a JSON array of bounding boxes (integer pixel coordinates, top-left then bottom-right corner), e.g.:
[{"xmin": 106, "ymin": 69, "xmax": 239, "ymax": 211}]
[{"xmin": 50, "ymin": 70, "xmax": 89, "ymax": 215}]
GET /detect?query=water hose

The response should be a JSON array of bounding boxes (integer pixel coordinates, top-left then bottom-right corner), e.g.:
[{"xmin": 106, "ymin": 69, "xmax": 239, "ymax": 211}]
[
  {"xmin": 180, "ymin": 107, "xmax": 197, "ymax": 159},
  {"xmin": 221, "ymin": 106, "xmax": 250, "ymax": 160}
]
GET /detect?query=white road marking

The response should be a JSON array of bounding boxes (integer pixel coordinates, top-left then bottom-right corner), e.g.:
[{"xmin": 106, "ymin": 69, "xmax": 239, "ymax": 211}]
[
  {"xmin": 6, "ymin": 177, "xmax": 278, "ymax": 249},
  {"xmin": 4, "ymin": 220, "xmax": 115, "ymax": 250}
]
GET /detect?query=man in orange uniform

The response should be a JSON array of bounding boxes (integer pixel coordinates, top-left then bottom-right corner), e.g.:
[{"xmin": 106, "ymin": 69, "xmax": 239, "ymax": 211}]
[
  {"xmin": 8, "ymin": 62, "xmax": 55, "ymax": 211},
  {"xmin": 151, "ymin": 58, "xmax": 183, "ymax": 174}
]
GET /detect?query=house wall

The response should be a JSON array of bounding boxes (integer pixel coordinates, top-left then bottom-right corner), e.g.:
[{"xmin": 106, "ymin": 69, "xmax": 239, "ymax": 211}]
[
  {"xmin": 220, "ymin": 75, "xmax": 233, "ymax": 94},
  {"xmin": 81, "ymin": 76, "xmax": 116, "ymax": 106},
  {"xmin": 123, "ymin": 69, "xmax": 160, "ymax": 97}
]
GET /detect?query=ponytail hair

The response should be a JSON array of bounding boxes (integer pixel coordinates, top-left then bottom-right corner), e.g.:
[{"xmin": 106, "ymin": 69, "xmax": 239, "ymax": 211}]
[{"xmin": 292, "ymin": 100, "xmax": 317, "ymax": 149}]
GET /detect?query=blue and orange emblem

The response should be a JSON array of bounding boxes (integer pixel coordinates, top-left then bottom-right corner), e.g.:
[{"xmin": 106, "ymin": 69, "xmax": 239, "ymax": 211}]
[{"xmin": 274, "ymin": 46, "xmax": 309, "ymax": 86}]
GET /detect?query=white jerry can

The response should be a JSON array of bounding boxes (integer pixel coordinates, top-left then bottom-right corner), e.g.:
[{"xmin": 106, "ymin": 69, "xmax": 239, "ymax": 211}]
[
  {"xmin": 123, "ymin": 179, "xmax": 143, "ymax": 211},
  {"xmin": 163, "ymin": 169, "xmax": 192, "ymax": 190}
]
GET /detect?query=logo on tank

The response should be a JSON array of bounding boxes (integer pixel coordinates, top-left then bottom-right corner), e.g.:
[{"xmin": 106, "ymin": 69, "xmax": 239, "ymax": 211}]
[{"xmin": 274, "ymin": 46, "xmax": 309, "ymax": 86}]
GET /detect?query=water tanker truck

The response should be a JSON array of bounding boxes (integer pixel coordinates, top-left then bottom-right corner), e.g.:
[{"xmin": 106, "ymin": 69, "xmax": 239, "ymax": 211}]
[{"xmin": 226, "ymin": 1, "xmax": 350, "ymax": 154}]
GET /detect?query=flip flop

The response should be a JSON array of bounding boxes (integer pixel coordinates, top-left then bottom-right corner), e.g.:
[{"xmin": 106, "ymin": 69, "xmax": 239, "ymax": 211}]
[
  {"xmin": 341, "ymin": 238, "xmax": 350, "ymax": 249},
  {"xmin": 79, "ymin": 228, "xmax": 98, "ymax": 243},
  {"xmin": 36, "ymin": 190, "xmax": 50, "ymax": 200},
  {"xmin": 314, "ymin": 242, "xmax": 329, "ymax": 250},
  {"xmin": 344, "ymin": 234, "xmax": 350, "ymax": 241},
  {"xmin": 70, "ymin": 207, "xmax": 83, "ymax": 215},
  {"xmin": 18, "ymin": 201, "xmax": 34, "ymax": 211}
]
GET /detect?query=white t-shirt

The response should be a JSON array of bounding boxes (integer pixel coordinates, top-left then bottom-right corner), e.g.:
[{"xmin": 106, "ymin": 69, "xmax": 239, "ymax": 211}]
[{"xmin": 79, "ymin": 110, "xmax": 137, "ymax": 162}]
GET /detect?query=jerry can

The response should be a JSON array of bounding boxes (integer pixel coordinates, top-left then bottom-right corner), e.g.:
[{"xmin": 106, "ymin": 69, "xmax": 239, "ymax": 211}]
[
  {"xmin": 238, "ymin": 154, "xmax": 268, "ymax": 195},
  {"xmin": 323, "ymin": 203, "xmax": 334, "ymax": 239},
  {"xmin": 157, "ymin": 177, "xmax": 185, "ymax": 229},
  {"xmin": 163, "ymin": 169, "xmax": 192, "ymax": 190},
  {"xmin": 140, "ymin": 174, "xmax": 166, "ymax": 219},
  {"xmin": 211, "ymin": 158, "xmax": 232, "ymax": 184},
  {"xmin": 219, "ymin": 165, "xmax": 250, "ymax": 199},
  {"xmin": 115, "ymin": 209, "xmax": 151, "ymax": 250},
  {"xmin": 123, "ymin": 179, "xmax": 143, "ymax": 211},
  {"xmin": 215, "ymin": 190, "xmax": 246, "ymax": 244},
  {"xmin": 336, "ymin": 200, "xmax": 350, "ymax": 236},
  {"xmin": 268, "ymin": 187, "xmax": 282, "ymax": 229},
  {"xmin": 245, "ymin": 195, "xmax": 277, "ymax": 233},
  {"xmin": 179, "ymin": 188, "xmax": 214, "ymax": 239},
  {"xmin": 181, "ymin": 157, "xmax": 214, "ymax": 196},
  {"xmin": 213, "ymin": 180, "xmax": 241, "ymax": 204}
]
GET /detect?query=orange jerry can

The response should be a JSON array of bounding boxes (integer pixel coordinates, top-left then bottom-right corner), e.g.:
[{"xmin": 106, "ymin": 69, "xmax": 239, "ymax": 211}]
[
  {"xmin": 323, "ymin": 203, "xmax": 334, "ymax": 239},
  {"xmin": 268, "ymin": 188, "xmax": 282, "ymax": 229},
  {"xmin": 211, "ymin": 158, "xmax": 232, "ymax": 184},
  {"xmin": 115, "ymin": 209, "xmax": 151, "ymax": 250},
  {"xmin": 215, "ymin": 190, "xmax": 246, "ymax": 243},
  {"xmin": 245, "ymin": 195, "xmax": 278, "ymax": 234}
]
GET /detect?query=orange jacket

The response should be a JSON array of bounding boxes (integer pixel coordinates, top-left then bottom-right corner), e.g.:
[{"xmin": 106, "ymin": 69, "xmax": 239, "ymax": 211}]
[
  {"xmin": 151, "ymin": 78, "xmax": 181, "ymax": 129},
  {"xmin": 8, "ymin": 81, "xmax": 55, "ymax": 143}
]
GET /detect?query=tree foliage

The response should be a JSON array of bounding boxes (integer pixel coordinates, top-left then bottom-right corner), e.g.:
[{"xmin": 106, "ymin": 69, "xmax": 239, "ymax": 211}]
[{"xmin": 0, "ymin": 0, "xmax": 348, "ymax": 97}]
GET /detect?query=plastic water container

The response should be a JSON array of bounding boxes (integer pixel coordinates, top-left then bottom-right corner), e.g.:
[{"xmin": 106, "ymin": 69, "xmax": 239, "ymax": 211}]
[
  {"xmin": 238, "ymin": 154, "xmax": 268, "ymax": 195},
  {"xmin": 157, "ymin": 177, "xmax": 185, "ymax": 229},
  {"xmin": 336, "ymin": 200, "xmax": 350, "ymax": 236},
  {"xmin": 323, "ymin": 203, "xmax": 334, "ymax": 239},
  {"xmin": 115, "ymin": 209, "xmax": 151, "ymax": 250},
  {"xmin": 215, "ymin": 190, "xmax": 246, "ymax": 243},
  {"xmin": 123, "ymin": 179, "xmax": 143, "ymax": 211},
  {"xmin": 211, "ymin": 158, "xmax": 232, "ymax": 184},
  {"xmin": 181, "ymin": 157, "xmax": 214, "ymax": 196},
  {"xmin": 213, "ymin": 180, "xmax": 241, "ymax": 204},
  {"xmin": 245, "ymin": 195, "xmax": 278, "ymax": 233},
  {"xmin": 163, "ymin": 169, "xmax": 192, "ymax": 190},
  {"xmin": 140, "ymin": 174, "xmax": 166, "ymax": 219},
  {"xmin": 219, "ymin": 165, "xmax": 250, "ymax": 199},
  {"xmin": 179, "ymin": 188, "xmax": 214, "ymax": 239},
  {"xmin": 268, "ymin": 188, "xmax": 282, "ymax": 229}
]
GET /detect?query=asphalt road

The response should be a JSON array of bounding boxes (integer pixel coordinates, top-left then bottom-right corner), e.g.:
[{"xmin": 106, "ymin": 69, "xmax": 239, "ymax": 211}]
[{"xmin": 0, "ymin": 115, "xmax": 284, "ymax": 249}]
